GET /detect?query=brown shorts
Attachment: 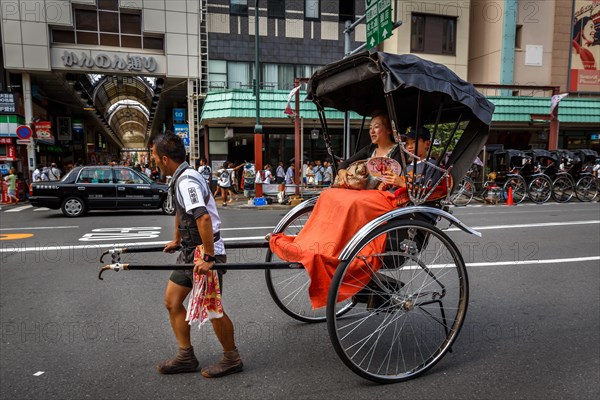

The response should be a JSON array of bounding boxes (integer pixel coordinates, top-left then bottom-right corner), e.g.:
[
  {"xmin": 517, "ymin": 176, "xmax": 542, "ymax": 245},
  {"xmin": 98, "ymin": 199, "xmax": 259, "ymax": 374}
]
[{"xmin": 169, "ymin": 254, "xmax": 227, "ymax": 289}]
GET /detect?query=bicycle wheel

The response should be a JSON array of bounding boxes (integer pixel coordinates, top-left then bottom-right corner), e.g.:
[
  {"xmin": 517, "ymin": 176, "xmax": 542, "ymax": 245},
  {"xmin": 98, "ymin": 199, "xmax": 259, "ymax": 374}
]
[
  {"xmin": 450, "ymin": 177, "xmax": 474, "ymax": 206},
  {"xmin": 575, "ymin": 175, "xmax": 598, "ymax": 202},
  {"xmin": 265, "ymin": 201, "xmax": 353, "ymax": 323},
  {"xmin": 527, "ymin": 175, "xmax": 552, "ymax": 204},
  {"xmin": 327, "ymin": 219, "xmax": 468, "ymax": 383},
  {"xmin": 502, "ymin": 175, "xmax": 527, "ymax": 204},
  {"xmin": 552, "ymin": 175, "xmax": 574, "ymax": 203}
]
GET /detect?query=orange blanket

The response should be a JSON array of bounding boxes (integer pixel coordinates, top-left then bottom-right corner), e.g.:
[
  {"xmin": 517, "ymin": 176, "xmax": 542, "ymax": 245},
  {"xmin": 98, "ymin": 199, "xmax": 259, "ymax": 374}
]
[{"xmin": 269, "ymin": 188, "xmax": 397, "ymax": 309}]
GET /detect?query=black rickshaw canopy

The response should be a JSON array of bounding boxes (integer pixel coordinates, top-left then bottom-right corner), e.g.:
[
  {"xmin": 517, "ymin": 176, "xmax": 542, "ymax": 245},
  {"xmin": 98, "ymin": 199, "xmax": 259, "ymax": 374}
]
[
  {"xmin": 307, "ymin": 51, "xmax": 495, "ymax": 126},
  {"xmin": 307, "ymin": 51, "xmax": 495, "ymax": 195}
]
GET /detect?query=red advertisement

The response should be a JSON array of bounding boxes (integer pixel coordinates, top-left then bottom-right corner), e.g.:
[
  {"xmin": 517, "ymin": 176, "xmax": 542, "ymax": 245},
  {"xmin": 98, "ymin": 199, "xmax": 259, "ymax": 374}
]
[
  {"xmin": 0, "ymin": 143, "xmax": 16, "ymax": 161},
  {"xmin": 34, "ymin": 121, "xmax": 53, "ymax": 141},
  {"xmin": 570, "ymin": 0, "xmax": 600, "ymax": 92}
]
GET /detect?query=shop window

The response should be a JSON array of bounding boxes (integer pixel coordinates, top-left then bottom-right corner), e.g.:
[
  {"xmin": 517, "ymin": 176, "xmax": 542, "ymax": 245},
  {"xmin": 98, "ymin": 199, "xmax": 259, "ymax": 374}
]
[
  {"xmin": 230, "ymin": 0, "xmax": 248, "ymax": 15},
  {"xmin": 410, "ymin": 13, "xmax": 456, "ymax": 56},
  {"xmin": 268, "ymin": 0, "xmax": 285, "ymax": 18}
]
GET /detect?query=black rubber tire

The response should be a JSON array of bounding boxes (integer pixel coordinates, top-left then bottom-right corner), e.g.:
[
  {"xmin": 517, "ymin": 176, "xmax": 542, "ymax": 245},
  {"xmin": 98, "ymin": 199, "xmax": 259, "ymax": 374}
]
[
  {"xmin": 327, "ymin": 219, "xmax": 468, "ymax": 383},
  {"xmin": 528, "ymin": 175, "xmax": 552, "ymax": 204},
  {"xmin": 575, "ymin": 175, "xmax": 598, "ymax": 202},
  {"xmin": 61, "ymin": 196, "xmax": 86, "ymax": 217},
  {"xmin": 551, "ymin": 175, "xmax": 574, "ymax": 203}
]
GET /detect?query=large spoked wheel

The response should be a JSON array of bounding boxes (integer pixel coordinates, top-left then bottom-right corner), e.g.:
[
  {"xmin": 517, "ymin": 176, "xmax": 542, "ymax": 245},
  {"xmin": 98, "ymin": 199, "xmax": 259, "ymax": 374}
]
[
  {"xmin": 449, "ymin": 177, "xmax": 474, "ymax": 206},
  {"xmin": 575, "ymin": 175, "xmax": 598, "ymax": 202},
  {"xmin": 265, "ymin": 202, "xmax": 354, "ymax": 323},
  {"xmin": 502, "ymin": 175, "xmax": 527, "ymax": 204},
  {"xmin": 61, "ymin": 196, "xmax": 87, "ymax": 217},
  {"xmin": 552, "ymin": 174, "xmax": 574, "ymax": 203},
  {"xmin": 527, "ymin": 175, "xmax": 552, "ymax": 204},
  {"xmin": 327, "ymin": 219, "xmax": 468, "ymax": 383}
]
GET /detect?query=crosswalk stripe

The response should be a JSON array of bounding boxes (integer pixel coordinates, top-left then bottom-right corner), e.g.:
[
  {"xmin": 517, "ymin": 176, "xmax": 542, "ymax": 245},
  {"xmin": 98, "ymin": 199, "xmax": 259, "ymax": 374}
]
[{"xmin": 4, "ymin": 205, "xmax": 33, "ymax": 213}]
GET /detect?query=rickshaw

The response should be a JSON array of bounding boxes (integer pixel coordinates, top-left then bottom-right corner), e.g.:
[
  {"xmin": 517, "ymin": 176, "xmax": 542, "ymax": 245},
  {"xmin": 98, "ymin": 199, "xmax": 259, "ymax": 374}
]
[
  {"xmin": 487, "ymin": 149, "xmax": 528, "ymax": 204},
  {"xmin": 573, "ymin": 149, "xmax": 599, "ymax": 201},
  {"xmin": 521, "ymin": 149, "xmax": 555, "ymax": 204},
  {"xmin": 98, "ymin": 51, "xmax": 494, "ymax": 383},
  {"xmin": 549, "ymin": 149, "xmax": 578, "ymax": 202}
]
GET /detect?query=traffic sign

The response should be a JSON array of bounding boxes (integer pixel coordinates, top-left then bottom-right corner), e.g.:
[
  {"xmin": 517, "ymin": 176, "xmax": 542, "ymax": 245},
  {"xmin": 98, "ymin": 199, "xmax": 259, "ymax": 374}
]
[
  {"xmin": 366, "ymin": 0, "xmax": 393, "ymax": 50},
  {"xmin": 16, "ymin": 125, "xmax": 32, "ymax": 140}
]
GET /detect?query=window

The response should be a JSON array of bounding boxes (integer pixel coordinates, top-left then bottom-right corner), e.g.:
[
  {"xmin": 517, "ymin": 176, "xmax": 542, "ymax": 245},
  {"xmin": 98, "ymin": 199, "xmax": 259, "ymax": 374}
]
[
  {"xmin": 77, "ymin": 168, "xmax": 113, "ymax": 184},
  {"xmin": 227, "ymin": 62, "xmax": 254, "ymax": 89},
  {"xmin": 268, "ymin": 0, "xmax": 285, "ymax": 18},
  {"xmin": 339, "ymin": 1, "xmax": 355, "ymax": 23},
  {"xmin": 208, "ymin": 60, "xmax": 228, "ymax": 89},
  {"xmin": 410, "ymin": 14, "xmax": 457, "ymax": 55},
  {"xmin": 305, "ymin": 0, "xmax": 319, "ymax": 20},
  {"xmin": 230, "ymin": 0, "xmax": 248, "ymax": 15},
  {"xmin": 51, "ymin": 5, "xmax": 162, "ymax": 50}
]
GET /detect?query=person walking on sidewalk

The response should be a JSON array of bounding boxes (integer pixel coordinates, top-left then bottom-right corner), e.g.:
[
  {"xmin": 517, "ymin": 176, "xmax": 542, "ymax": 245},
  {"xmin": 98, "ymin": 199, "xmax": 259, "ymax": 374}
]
[
  {"xmin": 48, "ymin": 163, "xmax": 62, "ymax": 181},
  {"xmin": 275, "ymin": 162, "xmax": 285, "ymax": 184},
  {"xmin": 3, "ymin": 167, "xmax": 19, "ymax": 204},
  {"xmin": 151, "ymin": 131, "xmax": 243, "ymax": 378}
]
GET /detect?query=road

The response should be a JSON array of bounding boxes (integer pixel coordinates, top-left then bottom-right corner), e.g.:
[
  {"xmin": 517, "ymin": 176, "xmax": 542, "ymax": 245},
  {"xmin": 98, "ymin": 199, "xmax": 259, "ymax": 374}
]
[{"xmin": 1, "ymin": 202, "xmax": 599, "ymax": 400}]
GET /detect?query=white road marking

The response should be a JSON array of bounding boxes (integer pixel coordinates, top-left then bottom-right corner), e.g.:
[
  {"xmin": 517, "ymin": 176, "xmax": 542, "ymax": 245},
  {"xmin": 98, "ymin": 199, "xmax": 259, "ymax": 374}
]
[
  {"xmin": 33, "ymin": 207, "xmax": 50, "ymax": 212},
  {"xmin": 4, "ymin": 205, "xmax": 32, "ymax": 213},
  {"xmin": 33, "ymin": 371, "xmax": 45, "ymax": 377},
  {"xmin": 466, "ymin": 256, "xmax": 600, "ymax": 267},
  {"xmin": 0, "ymin": 226, "xmax": 79, "ymax": 231},
  {"xmin": 446, "ymin": 220, "xmax": 599, "ymax": 232}
]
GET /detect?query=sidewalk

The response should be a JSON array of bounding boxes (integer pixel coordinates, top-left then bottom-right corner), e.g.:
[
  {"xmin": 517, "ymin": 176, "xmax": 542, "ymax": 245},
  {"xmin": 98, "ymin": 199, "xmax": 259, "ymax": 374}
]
[{"xmin": 214, "ymin": 196, "xmax": 295, "ymax": 210}]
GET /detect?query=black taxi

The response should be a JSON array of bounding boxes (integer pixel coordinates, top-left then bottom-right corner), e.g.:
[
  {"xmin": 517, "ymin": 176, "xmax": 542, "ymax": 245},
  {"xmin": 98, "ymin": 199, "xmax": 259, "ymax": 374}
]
[{"xmin": 30, "ymin": 166, "xmax": 175, "ymax": 217}]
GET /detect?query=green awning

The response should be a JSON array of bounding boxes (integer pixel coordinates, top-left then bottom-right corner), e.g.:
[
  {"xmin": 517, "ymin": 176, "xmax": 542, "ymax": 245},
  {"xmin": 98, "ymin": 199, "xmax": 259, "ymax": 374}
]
[
  {"xmin": 200, "ymin": 89, "xmax": 359, "ymax": 123},
  {"xmin": 488, "ymin": 96, "xmax": 600, "ymax": 124},
  {"xmin": 200, "ymin": 89, "xmax": 600, "ymax": 125}
]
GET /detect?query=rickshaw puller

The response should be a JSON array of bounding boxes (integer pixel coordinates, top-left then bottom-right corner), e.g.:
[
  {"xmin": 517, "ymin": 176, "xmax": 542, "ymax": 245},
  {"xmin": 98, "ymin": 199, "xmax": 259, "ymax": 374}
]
[{"xmin": 151, "ymin": 131, "xmax": 243, "ymax": 378}]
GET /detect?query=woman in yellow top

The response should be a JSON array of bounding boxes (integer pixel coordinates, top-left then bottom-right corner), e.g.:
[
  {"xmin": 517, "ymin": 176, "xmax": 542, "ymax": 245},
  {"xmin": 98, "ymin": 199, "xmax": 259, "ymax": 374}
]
[{"xmin": 3, "ymin": 167, "xmax": 19, "ymax": 204}]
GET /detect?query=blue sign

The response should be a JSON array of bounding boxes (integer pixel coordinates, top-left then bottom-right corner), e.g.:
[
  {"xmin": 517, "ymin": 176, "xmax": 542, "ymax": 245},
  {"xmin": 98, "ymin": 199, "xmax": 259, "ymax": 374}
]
[
  {"xmin": 174, "ymin": 123, "xmax": 190, "ymax": 149},
  {"xmin": 590, "ymin": 133, "xmax": 599, "ymax": 140},
  {"xmin": 173, "ymin": 108, "xmax": 186, "ymax": 123}
]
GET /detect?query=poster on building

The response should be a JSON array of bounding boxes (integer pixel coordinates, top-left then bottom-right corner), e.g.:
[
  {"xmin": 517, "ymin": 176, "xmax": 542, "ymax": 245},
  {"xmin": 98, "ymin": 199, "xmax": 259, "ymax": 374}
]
[
  {"xmin": 34, "ymin": 121, "xmax": 54, "ymax": 142},
  {"xmin": 174, "ymin": 123, "xmax": 190, "ymax": 150},
  {"xmin": 569, "ymin": 0, "xmax": 600, "ymax": 92}
]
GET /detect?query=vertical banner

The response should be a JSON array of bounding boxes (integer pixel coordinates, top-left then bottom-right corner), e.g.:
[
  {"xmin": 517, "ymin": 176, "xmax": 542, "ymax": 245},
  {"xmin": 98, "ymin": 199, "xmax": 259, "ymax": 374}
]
[
  {"xmin": 570, "ymin": 0, "xmax": 600, "ymax": 92},
  {"xmin": 57, "ymin": 116, "xmax": 72, "ymax": 141}
]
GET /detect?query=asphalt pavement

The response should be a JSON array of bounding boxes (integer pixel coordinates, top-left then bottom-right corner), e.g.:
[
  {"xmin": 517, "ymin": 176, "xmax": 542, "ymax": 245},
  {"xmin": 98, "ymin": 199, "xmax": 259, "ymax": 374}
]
[{"xmin": 0, "ymin": 200, "xmax": 599, "ymax": 400}]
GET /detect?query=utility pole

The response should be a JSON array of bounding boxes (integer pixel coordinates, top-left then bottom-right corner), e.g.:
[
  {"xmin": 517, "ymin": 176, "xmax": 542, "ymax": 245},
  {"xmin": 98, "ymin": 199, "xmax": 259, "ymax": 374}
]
[{"xmin": 254, "ymin": 0, "xmax": 264, "ymax": 199}]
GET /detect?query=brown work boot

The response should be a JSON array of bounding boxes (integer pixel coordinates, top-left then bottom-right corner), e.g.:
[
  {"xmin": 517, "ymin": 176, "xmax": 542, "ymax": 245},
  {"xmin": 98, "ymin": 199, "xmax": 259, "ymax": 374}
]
[
  {"xmin": 201, "ymin": 348, "xmax": 243, "ymax": 378},
  {"xmin": 156, "ymin": 346, "xmax": 199, "ymax": 374}
]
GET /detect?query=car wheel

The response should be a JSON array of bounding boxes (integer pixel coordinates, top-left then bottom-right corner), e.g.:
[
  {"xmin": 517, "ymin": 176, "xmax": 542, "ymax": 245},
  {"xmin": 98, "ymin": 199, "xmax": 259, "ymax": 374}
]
[
  {"xmin": 61, "ymin": 197, "xmax": 86, "ymax": 217},
  {"xmin": 161, "ymin": 195, "xmax": 175, "ymax": 215}
]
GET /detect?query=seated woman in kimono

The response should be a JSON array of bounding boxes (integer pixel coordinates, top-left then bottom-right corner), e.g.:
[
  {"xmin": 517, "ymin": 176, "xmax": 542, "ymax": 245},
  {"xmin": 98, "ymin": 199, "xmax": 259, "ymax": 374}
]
[{"xmin": 269, "ymin": 112, "xmax": 435, "ymax": 309}]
